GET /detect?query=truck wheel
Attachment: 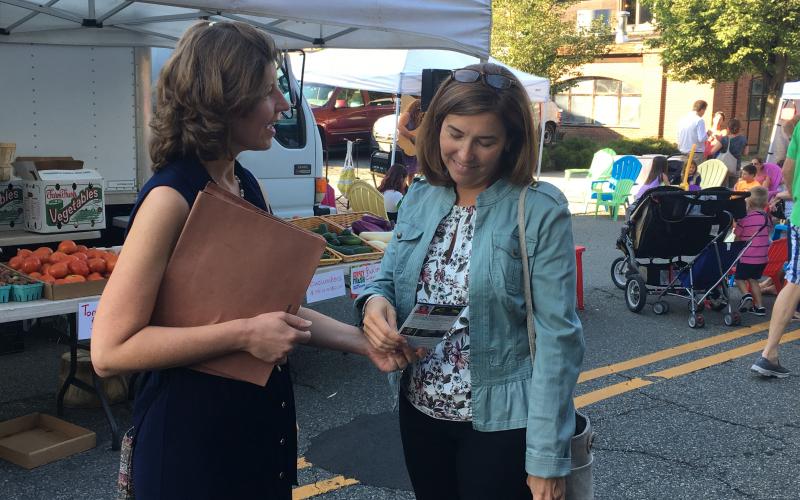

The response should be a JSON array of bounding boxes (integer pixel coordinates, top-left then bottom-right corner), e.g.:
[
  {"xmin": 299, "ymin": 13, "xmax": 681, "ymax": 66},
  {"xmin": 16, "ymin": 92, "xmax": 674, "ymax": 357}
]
[{"xmin": 543, "ymin": 123, "xmax": 556, "ymax": 145}]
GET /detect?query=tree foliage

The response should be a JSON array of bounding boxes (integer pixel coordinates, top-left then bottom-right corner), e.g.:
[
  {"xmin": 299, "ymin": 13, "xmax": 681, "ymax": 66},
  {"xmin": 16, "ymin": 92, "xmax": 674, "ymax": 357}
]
[
  {"xmin": 491, "ymin": 0, "xmax": 612, "ymax": 93},
  {"xmin": 644, "ymin": 0, "xmax": 800, "ymax": 86}
]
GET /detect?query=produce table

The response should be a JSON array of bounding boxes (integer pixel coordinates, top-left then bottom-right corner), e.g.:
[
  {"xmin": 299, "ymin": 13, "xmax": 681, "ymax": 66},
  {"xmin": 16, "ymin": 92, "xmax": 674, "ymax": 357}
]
[
  {"xmin": 0, "ymin": 230, "xmax": 101, "ymax": 249},
  {"xmin": 0, "ymin": 259, "xmax": 381, "ymax": 451}
]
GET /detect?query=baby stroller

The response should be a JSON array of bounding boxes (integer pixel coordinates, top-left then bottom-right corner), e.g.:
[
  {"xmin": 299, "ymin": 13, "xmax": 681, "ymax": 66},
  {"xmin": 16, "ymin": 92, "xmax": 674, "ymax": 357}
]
[{"xmin": 611, "ymin": 186, "xmax": 764, "ymax": 328}]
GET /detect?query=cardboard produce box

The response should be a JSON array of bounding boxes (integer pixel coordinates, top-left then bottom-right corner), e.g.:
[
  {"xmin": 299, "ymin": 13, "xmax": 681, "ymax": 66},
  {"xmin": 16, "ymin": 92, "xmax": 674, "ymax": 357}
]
[
  {"xmin": 0, "ymin": 181, "xmax": 24, "ymax": 231},
  {"xmin": 42, "ymin": 278, "xmax": 107, "ymax": 301},
  {"xmin": 13, "ymin": 158, "xmax": 105, "ymax": 234},
  {"xmin": 0, "ymin": 413, "xmax": 96, "ymax": 469}
]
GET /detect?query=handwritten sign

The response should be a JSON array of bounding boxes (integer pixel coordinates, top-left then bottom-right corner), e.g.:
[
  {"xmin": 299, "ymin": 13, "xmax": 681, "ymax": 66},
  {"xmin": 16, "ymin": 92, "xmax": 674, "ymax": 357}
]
[
  {"xmin": 77, "ymin": 301, "xmax": 98, "ymax": 340},
  {"xmin": 350, "ymin": 262, "xmax": 382, "ymax": 296},
  {"xmin": 306, "ymin": 268, "xmax": 346, "ymax": 304}
]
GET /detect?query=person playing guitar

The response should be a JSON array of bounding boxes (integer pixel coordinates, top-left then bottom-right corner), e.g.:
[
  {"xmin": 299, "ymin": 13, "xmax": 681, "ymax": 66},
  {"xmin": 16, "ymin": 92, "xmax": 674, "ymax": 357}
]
[{"xmin": 397, "ymin": 98, "xmax": 423, "ymax": 184}]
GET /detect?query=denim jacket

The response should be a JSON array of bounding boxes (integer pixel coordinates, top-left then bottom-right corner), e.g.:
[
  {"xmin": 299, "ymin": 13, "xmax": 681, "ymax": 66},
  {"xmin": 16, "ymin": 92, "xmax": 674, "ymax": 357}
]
[{"xmin": 355, "ymin": 177, "xmax": 585, "ymax": 478}]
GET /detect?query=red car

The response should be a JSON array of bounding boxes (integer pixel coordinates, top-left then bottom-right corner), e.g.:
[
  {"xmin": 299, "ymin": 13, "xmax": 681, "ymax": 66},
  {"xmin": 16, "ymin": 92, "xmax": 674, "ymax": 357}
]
[{"xmin": 303, "ymin": 83, "xmax": 397, "ymax": 149}]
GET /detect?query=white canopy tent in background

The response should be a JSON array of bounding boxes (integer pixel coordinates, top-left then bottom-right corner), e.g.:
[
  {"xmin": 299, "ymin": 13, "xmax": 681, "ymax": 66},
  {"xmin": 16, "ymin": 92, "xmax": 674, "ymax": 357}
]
[
  {"xmin": 0, "ymin": 0, "xmax": 491, "ymax": 56},
  {"xmin": 766, "ymin": 81, "xmax": 800, "ymax": 164},
  {"xmin": 291, "ymin": 49, "xmax": 551, "ymax": 175}
]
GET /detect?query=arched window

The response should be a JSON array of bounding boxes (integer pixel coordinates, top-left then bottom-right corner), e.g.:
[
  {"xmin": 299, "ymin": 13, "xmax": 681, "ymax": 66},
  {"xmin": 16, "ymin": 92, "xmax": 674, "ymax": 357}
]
[{"xmin": 555, "ymin": 77, "xmax": 641, "ymax": 127}]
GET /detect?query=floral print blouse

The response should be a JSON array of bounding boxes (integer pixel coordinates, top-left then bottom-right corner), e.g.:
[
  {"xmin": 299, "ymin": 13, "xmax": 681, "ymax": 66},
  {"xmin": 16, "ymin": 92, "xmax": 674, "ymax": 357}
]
[{"xmin": 402, "ymin": 204, "xmax": 475, "ymax": 421}]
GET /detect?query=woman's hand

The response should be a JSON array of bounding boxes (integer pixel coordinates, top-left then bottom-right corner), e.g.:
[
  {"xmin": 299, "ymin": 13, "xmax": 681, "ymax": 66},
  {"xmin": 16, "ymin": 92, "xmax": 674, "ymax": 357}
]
[
  {"xmin": 363, "ymin": 296, "xmax": 406, "ymax": 352},
  {"xmin": 365, "ymin": 342, "xmax": 419, "ymax": 372},
  {"xmin": 527, "ymin": 475, "xmax": 565, "ymax": 500},
  {"xmin": 242, "ymin": 312, "xmax": 312, "ymax": 364}
]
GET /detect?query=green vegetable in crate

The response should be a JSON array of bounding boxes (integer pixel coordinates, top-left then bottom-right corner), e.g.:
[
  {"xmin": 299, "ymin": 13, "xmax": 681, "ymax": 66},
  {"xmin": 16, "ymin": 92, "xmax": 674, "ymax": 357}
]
[
  {"xmin": 338, "ymin": 235, "xmax": 363, "ymax": 246},
  {"xmin": 340, "ymin": 228, "xmax": 352, "ymax": 236},
  {"xmin": 331, "ymin": 244, "xmax": 373, "ymax": 255}
]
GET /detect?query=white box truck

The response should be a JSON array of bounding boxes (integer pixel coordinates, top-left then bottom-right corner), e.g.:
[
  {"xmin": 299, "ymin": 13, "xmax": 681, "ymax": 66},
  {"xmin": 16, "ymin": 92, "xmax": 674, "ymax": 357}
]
[{"xmin": 0, "ymin": 44, "xmax": 325, "ymax": 243}]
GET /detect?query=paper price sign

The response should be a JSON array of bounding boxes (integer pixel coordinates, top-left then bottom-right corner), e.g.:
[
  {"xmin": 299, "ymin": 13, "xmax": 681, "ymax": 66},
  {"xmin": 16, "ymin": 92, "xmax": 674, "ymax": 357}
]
[
  {"xmin": 349, "ymin": 262, "xmax": 382, "ymax": 296},
  {"xmin": 306, "ymin": 268, "xmax": 347, "ymax": 304},
  {"xmin": 77, "ymin": 301, "xmax": 99, "ymax": 340}
]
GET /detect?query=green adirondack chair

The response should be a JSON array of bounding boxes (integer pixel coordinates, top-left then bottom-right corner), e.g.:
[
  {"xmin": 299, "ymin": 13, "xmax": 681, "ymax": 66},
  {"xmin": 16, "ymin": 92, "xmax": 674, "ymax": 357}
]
[
  {"xmin": 697, "ymin": 159, "xmax": 728, "ymax": 189},
  {"xmin": 594, "ymin": 178, "xmax": 635, "ymax": 220},
  {"xmin": 565, "ymin": 148, "xmax": 615, "ymax": 180}
]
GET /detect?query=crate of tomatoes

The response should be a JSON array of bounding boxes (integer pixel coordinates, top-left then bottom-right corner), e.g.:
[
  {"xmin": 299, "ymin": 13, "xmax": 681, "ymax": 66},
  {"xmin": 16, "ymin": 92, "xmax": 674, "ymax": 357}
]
[{"xmin": 6, "ymin": 240, "xmax": 118, "ymax": 300}]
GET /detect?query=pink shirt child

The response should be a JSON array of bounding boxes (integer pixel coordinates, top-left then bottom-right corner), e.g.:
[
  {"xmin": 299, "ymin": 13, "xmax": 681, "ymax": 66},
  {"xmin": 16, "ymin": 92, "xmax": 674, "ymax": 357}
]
[{"xmin": 734, "ymin": 210, "xmax": 772, "ymax": 265}]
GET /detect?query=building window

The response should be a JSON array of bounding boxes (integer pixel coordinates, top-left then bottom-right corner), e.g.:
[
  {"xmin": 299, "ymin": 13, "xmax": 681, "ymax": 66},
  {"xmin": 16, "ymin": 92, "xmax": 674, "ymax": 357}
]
[
  {"xmin": 555, "ymin": 77, "xmax": 641, "ymax": 127},
  {"xmin": 748, "ymin": 77, "xmax": 767, "ymax": 121},
  {"xmin": 622, "ymin": 0, "xmax": 652, "ymax": 25}
]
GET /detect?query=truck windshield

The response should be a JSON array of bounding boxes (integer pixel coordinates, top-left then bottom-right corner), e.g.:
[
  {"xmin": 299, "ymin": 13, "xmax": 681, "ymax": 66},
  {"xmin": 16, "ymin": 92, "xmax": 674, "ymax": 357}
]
[{"xmin": 303, "ymin": 84, "xmax": 335, "ymax": 107}]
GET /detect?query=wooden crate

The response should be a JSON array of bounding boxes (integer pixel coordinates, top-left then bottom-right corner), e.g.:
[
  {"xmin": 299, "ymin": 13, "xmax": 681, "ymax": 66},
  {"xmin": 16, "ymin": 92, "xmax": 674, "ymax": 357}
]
[
  {"xmin": 289, "ymin": 216, "xmax": 382, "ymax": 263},
  {"xmin": 321, "ymin": 211, "xmax": 383, "ymax": 229},
  {"xmin": 291, "ymin": 217, "xmax": 383, "ymax": 263}
]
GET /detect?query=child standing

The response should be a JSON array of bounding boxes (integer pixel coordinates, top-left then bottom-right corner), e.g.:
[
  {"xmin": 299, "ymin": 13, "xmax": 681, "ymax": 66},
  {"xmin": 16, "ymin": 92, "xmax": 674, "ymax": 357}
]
[
  {"xmin": 734, "ymin": 163, "xmax": 760, "ymax": 192},
  {"xmin": 735, "ymin": 186, "xmax": 772, "ymax": 315}
]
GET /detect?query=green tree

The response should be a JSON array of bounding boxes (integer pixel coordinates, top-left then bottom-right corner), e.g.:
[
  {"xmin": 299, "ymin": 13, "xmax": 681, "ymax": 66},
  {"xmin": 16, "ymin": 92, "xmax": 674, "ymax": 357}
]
[
  {"xmin": 491, "ymin": 0, "xmax": 612, "ymax": 93},
  {"xmin": 644, "ymin": 0, "xmax": 800, "ymax": 154}
]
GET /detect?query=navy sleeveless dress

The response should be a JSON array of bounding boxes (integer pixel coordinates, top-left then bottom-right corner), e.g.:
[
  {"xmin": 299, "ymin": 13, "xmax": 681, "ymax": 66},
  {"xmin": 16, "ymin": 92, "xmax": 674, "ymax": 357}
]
[{"xmin": 127, "ymin": 157, "xmax": 297, "ymax": 499}]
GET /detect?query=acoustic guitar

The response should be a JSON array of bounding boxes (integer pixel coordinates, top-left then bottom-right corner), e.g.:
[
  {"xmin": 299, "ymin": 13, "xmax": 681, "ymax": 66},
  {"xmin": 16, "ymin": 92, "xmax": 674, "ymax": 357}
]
[{"xmin": 679, "ymin": 144, "xmax": 697, "ymax": 191}]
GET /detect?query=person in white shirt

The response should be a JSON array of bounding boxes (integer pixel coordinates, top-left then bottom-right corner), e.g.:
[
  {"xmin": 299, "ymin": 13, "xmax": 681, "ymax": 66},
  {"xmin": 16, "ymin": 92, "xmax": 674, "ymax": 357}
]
[
  {"xmin": 377, "ymin": 163, "xmax": 408, "ymax": 222},
  {"xmin": 677, "ymin": 100, "xmax": 708, "ymax": 155}
]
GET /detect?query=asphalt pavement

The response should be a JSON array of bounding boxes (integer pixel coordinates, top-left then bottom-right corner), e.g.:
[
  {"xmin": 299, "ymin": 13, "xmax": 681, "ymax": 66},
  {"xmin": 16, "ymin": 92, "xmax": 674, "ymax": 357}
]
[{"xmin": 2, "ymin": 168, "xmax": 799, "ymax": 499}]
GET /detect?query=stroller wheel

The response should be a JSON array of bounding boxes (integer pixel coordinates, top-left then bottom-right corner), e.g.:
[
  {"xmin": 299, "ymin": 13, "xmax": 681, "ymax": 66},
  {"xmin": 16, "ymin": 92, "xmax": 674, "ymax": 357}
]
[
  {"xmin": 611, "ymin": 257, "xmax": 629, "ymax": 290},
  {"xmin": 689, "ymin": 314, "xmax": 705, "ymax": 329},
  {"xmin": 625, "ymin": 276, "xmax": 647, "ymax": 313},
  {"xmin": 687, "ymin": 299, "xmax": 705, "ymax": 313},
  {"xmin": 723, "ymin": 313, "xmax": 735, "ymax": 326},
  {"xmin": 653, "ymin": 301, "xmax": 669, "ymax": 315}
]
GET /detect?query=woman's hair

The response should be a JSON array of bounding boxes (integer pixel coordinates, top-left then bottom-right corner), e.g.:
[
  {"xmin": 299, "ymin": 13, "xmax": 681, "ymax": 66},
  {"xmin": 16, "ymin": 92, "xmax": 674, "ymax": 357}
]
[
  {"xmin": 712, "ymin": 111, "xmax": 726, "ymax": 129},
  {"xmin": 751, "ymin": 157, "xmax": 763, "ymax": 166},
  {"xmin": 416, "ymin": 63, "xmax": 536, "ymax": 187},
  {"xmin": 378, "ymin": 163, "xmax": 408, "ymax": 194},
  {"xmin": 748, "ymin": 186, "xmax": 768, "ymax": 209},
  {"xmin": 644, "ymin": 155, "xmax": 668, "ymax": 185},
  {"xmin": 728, "ymin": 118, "xmax": 742, "ymax": 134},
  {"xmin": 150, "ymin": 21, "xmax": 279, "ymax": 170}
]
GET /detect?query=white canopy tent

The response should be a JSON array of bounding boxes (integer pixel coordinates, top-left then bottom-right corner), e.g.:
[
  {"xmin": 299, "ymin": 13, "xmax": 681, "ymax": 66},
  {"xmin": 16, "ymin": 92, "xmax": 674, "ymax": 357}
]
[
  {"xmin": 0, "ymin": 0, "xmax": 491, "ymax": 57},
  {"xmin": 290, "ymin": 48, "xmax": 551, "ymax": 175},
  {"xmin": 766, "ymin": 81, "xmax": 800, "ymax": 164},
  {"xmin": 291, "ymin": 49, "xmax": 550, "ymax": 103}
]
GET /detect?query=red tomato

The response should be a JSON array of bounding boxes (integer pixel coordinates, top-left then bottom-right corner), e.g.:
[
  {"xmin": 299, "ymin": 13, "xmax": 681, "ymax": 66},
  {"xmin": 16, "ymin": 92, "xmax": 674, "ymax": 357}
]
[
  {"xmin": 16, "ymin": 249, "xmax": 33, "ymax": 259},
  {"xmin": 68, "ymin": 260, "xmax": 90, "ymax": 277},
  {"xmin": 63, "ymin": 274, "xmax": 86, "ymax": 283},
  {"xmin": 88, "ymin": 258, "xmax": 107, "ymax": 274},
  {"xmin": 8, "ymin": 256, "xmax": 23, "ymax": 270},
  {"xmin": 58, "ymin": 240, "xmax": 78, "ymax": 254},
  {"xmin": 32, "ymin": 247, "xmax": 53, "ymax": 260},
  {"xmin": 21, "ymin": 257, "xmax": 42, "ymax": 274},
  {"xmin": 49, "ymin": 262, "xmax": 69, "ymax": 279},
  {"xmin": 87, "ymin": 272, "xmax": 104, "ymax": 281}
]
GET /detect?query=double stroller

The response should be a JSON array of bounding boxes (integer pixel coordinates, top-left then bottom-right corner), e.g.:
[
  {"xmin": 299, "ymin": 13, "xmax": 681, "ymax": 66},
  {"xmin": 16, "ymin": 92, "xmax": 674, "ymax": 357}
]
[{"xmin": 612, "ymin": 186, "xmax": 766, "ymax": 328}]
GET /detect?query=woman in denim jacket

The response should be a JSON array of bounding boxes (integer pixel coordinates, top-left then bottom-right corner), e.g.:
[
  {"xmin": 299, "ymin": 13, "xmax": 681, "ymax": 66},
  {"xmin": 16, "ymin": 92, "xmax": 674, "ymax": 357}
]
[{"xmin": 357, "ymin": 63, "xmax": 585, "ymax": 500}]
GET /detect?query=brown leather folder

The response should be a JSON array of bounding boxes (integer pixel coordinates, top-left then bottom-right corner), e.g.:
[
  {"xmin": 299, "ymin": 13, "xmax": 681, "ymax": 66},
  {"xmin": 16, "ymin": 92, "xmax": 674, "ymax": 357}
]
[{"xmin": 150, "ymin": 182, "xmax": 327, "ymax": 386}]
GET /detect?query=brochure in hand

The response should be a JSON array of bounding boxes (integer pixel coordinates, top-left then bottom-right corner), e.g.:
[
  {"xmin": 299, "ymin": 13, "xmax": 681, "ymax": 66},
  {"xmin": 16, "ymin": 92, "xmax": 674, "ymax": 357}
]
[{"xmin": 399, "ymin": 303, "xmax": 467, "ymax": 349}]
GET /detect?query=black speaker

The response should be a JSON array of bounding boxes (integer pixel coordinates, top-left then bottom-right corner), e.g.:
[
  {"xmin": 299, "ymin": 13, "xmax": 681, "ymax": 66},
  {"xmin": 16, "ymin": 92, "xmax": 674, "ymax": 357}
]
[
  {"xmin": 421, "ymin": 68, "xmax": 452, "ymax": 112},
  {"xmin": 370, "ymin": 150, "xmax": 391, "ymax": 175}
]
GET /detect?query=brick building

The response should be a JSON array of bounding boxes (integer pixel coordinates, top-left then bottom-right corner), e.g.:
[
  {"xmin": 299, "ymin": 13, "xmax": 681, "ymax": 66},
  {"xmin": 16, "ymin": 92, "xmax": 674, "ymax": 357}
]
[{"xmin": 557, "ymin": 1, "xmax": 767, "ymax": 153}]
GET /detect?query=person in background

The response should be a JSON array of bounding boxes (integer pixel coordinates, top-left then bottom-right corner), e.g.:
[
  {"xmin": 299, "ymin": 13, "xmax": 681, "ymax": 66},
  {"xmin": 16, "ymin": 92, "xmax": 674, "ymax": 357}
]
[
  {"xmin": 755, "ymin": 110, "xmax": 800, "ymax": 378},
  {"xmin": 686, "ymin": 160, "xmax": 702, "ymax": 190},
  {"xmin": 397, "ymin": 98, "xmax": 424, "ymax": 184},
  {"xmin": 734, "ymin": 186, "xmax": 772, "ymax": 316},
  {"xmin": 734, "ymin": 163, "xmax": 761, "ymax": 192},
  {"xmin": 677, "ymin": 100, "xmax": 708, "ymax": 156},
  {"xmin": 704, "ymin": 110, "xmax": 727, "ymax": 160},
  {"xmin": 712, "ymin": 117, "xmax": 749, "ymax": 188},
  {"xmin": 635, "ymin": 155, "xmax": 670, "ymax": 201},
  {"xmin": 377, "ymin": 163, "xmax": 408, "ymax": 222},
  {"xmin": 358, "ymin": 63, "xmax": 584, "ymax": 500},
  {"xmin": 90, "ymin": 22, "xmax": 412, "ymax": 500}
]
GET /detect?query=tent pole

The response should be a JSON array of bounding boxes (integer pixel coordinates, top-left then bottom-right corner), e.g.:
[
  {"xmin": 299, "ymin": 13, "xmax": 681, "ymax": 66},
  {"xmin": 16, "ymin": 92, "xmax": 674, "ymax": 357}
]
[
  {"xmin": 536, "ymin": 102, "xmax": 545, "ymax": 179},
  {"xmin": 766, "ymin": 98, "xmax": 787, "ymax": 164},
  {"xmin": 390, "ymin": 79, "xmax": 402, "ymax": 165}
]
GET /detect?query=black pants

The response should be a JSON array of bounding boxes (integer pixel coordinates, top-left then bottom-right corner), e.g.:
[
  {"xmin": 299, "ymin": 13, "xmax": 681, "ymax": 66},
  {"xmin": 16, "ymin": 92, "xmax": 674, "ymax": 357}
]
[{"xmin": 399, "ymin": 395, "xmax": 531, "ymax": 500}]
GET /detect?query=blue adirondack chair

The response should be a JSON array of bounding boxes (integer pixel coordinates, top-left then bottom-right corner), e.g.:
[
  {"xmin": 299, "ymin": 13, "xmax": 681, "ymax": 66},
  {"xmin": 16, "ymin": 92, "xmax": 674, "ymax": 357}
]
[{"xmin": 591, "ymin": 155, "xmax": 643, "ymax": 219}]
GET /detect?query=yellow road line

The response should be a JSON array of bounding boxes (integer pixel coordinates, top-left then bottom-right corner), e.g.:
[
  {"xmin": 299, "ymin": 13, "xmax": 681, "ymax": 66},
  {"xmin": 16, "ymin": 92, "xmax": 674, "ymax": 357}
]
[
  {"xmin": 292, "ymin": 476, "xmax": 359, "ymax": 499},
  {"xmin": 578, "ymin": 321, "xmax": 770, "ymax": 383},
  {"xmin": 297, "ymin": 457, "xmax": 312, "ymax": 470},
  {"xmin": 575, "ymin": 330, "xmax": 800, "ymax": 408},
  {"xmin": 651, "ymin": 330, "xmax": 800, "ymax": 379},
  {"xmin": 575, "ymin": 378, "xmax": 653, "ymax": 408}
]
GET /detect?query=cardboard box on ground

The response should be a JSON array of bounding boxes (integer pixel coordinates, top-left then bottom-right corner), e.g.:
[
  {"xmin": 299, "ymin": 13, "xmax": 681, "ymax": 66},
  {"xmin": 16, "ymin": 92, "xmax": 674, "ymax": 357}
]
[
  {"xmin": 12, "ymin": 157, "xmax": 105, "ymax": 234},
  {"xmin": 0, "ymin": 413, "xmax": 96, "ymax": 469}
]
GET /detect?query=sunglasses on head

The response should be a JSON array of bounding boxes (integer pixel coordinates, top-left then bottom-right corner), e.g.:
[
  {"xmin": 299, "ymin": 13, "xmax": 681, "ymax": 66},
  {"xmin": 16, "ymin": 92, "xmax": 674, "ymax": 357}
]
[{"xmin": 451, "ymin": 68, "xmax": 516, "ymax": 90}]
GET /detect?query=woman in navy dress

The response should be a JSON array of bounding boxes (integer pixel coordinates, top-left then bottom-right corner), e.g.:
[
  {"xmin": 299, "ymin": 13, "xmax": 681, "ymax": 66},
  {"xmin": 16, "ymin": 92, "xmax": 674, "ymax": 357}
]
[{"xmin": 91, "ymin": 21, "xmax": 412, "ymax": 499}]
